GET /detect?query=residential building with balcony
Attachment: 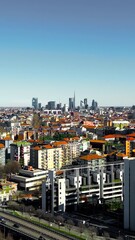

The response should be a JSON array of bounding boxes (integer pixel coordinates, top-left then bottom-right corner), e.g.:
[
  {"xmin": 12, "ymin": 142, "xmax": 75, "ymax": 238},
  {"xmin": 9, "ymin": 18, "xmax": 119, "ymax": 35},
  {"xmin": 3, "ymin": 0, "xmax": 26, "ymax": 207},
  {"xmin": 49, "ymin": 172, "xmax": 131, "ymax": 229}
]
[
  {"xmin": 78, "ymin": 154, "xmax": 106, "ymax": 170},
  {"xmin": 0, "ymin": 136, "xmax": 13, "ymax": 161},
  {"xmin": 0, "ymin": 143, "xmax": 5, "ymax": 165},
  {"xmin": 10, "ymin": 141, "xmax": 31, "ymax": 166},
  {"xmin": 42, "ymin": 162, "xmax": 123, "ymax": 213},
  {"xmin": 53, "ymin": 140, "xmax": 82, "ymax": 166},
  {"xmin": 30, "ymin": 144, "xmax": 63, "ymax": 170}
]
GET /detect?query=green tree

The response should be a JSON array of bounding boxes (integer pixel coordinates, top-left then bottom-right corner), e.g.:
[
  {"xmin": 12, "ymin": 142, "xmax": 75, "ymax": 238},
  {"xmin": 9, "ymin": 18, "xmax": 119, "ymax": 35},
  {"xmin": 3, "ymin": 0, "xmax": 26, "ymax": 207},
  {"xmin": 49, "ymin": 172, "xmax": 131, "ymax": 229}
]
[
  {"xmin": 4, "ymin": 160, "xmax": 21, "ymax": 176},
  {"xmin": 32, "ymin": 113, "xmax": 41, "ymax": 129},
  {"xmin": 66, "ymin": 219, "xmax": 74, "ymax": 232}
]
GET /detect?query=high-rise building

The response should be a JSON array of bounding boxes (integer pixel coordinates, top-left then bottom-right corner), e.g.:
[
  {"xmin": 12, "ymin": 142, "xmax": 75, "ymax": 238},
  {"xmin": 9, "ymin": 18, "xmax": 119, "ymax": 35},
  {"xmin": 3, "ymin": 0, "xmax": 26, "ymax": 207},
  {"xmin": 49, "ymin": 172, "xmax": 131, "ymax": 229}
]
[
  {"xmin": 38, "ymin": 103, "xmax": 41, "ymax": 109},
  {"xmin": 84, "ymin": 98, "xmax": 88, "ymax": 109},
  {"xmin": 57, "ymin": 103, "xmax": 62, "ymax": 109},
  {"xmin": 80, "ymin": 100, "xmax": 83, "ymax": 109},
  {"xmin": 32, "ymin": 98, "xmax": 38, "ymax": 109},
  {"xmin": 91, "ymin": 99, "xmax": 98, "ymax": 111},
  {"xmin": 63, "ymin": 104, "xmax": 68, "ymax": 112},
  {"xmin": 69, "ymin": 98, "xmax": 74, "ymax": 111},
  {"xmin": 69, "ymin": 92, "xmax": 75, "ymax": 111},
  {"xmin": 47, "ymin": 101, "xmax": 56, "ymax": 110},
  {"xmin": 84, "ymin": 98, "xmax": 87, "ymax": 106},
  {"xmin": 73, "ymin": 91, "xmax": 75, "ymax": 110},
  {"xmin": 124, "ymin": 157, "xmax": 135, "ymax": 231}
]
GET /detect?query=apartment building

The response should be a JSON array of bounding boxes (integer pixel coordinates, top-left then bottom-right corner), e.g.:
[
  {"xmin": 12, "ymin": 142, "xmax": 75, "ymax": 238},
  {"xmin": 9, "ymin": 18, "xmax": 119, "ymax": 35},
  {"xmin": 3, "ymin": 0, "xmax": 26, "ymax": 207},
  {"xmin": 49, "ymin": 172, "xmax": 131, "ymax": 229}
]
[
  {"xmin": 125, "ymin": 138, "xmax": 135, "ymax": 157},
  {"xmin": 0, "ymin": 143, "xmax": 5, "ymax": 165},
  {"xmin": 42, "ymin": 162, "xmax": 123, "ymax": 213},
  {"xmin": 112, "ymin": 120, "xmax": 129, "ymax": 130},
  {"xmin": 0, "ymin": 136, "xmax": 13, "ymax": 161},
  {"xmin": 0, "ymin": 179, "xmax": 18, "ymax": 203},
  {"xmin": 30, "ymin": 144, "xmax": 63, "ymax": 170},
  {"xmin": 42, "ymin": 170, "xmax": 66, "ymax": 212},
  {"xmin": 78, "ymin": 154, "xmax": 106, "ymax": 169},
  {"xmin": 90, "ymin": 139, "xmax": 106, "ymax": 153},
  {"xmin": 11, "ymin": 121, "xmax": 21, "ymax": 139},
  {"xmin": 18, "ymin": 130, "xmax": 35, "ymax": 141},
  {"xmin": 10, "ymin": 167, "xmax": 47, "ymax": 191},
  {"xmin": 10, "ymin": 141, "xmax": 31, "ymax": 166},
  {"xmin": 124, "ymin": 157, "xmax": 135, "ymax": 231},
  {"xmin": 61, "ymin": 141, "xmax": 80, "ymax": 165},
  {"xmin": 53, "ymin": 140, "xmax": 84, "ymax": 166},
  {"xmin": 30, "ymin": 139, "xmax": 87, "ymax": 171}
]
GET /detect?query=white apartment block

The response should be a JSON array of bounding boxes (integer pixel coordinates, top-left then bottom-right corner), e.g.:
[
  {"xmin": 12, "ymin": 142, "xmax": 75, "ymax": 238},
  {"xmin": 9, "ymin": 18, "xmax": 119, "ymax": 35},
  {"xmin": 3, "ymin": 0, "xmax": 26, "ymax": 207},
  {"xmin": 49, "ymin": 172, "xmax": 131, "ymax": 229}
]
[
  {"xmin": 11, "ymin": 121, "xmax": 21, "ymax": 139},
  {"xmin": 10, "ymin": 141, "xmax": 31, "ymax": 165},
  {"xmin": 0, "ymin": 144, "xmax": 5, "ymax": 165},
  {"xmin": 42, "ymin": 162, "xmax": 123, "ymax": 213},
  {"xmin": 10, "ymin": 167, "xmax": 47, "ymax": 191}
]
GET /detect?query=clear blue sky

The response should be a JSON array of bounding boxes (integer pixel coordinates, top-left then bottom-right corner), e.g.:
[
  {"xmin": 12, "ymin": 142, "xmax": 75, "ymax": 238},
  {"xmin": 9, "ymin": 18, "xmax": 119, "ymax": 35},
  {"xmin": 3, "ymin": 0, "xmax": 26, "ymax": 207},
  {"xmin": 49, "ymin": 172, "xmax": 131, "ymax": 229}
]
[{"xmin": 0, "ymin": 0, "xmax": 135, "ymax": 107}]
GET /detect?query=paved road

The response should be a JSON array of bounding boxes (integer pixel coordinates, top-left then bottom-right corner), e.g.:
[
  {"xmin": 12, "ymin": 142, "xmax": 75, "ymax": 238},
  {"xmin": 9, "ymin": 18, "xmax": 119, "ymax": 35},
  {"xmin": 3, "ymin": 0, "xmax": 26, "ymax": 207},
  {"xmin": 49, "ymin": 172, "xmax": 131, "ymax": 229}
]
[
  {"xmin": 0, "ymin": 221, "xmax": 37, "ymax": 240},
  {"xmin": 0, "ymin": 211, "xmax": 72, "ymax": 240}
]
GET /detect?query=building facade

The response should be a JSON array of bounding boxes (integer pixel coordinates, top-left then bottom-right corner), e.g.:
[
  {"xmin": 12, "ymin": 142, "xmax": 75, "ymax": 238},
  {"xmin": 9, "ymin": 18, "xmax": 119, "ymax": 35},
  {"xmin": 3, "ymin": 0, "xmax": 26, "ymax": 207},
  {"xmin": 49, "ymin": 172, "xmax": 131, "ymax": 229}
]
[
  {"xmin": 30, "ymin": 145, "xmax": 63, "ymax": 170},
  {"xmin": 42, "ymin": 162, "xmax": 123, "ymax": 213},
  {"xmin": 0, "ymin": 144, "xmax": 5, "ymax": 165},
  {"xmin": 10, "ymin": 167, "xmax": 47, "ymax": 191},
  {"xmin": 10, "ymin": 141, "xmax": 31, "ymax": 166},
  {"xmin": 32, "ymin": 98, "xmax": 38, "ymax": 109},
  {"xmin": 124, "ymin": 157, "xmax": 135, "ymax": 231}
]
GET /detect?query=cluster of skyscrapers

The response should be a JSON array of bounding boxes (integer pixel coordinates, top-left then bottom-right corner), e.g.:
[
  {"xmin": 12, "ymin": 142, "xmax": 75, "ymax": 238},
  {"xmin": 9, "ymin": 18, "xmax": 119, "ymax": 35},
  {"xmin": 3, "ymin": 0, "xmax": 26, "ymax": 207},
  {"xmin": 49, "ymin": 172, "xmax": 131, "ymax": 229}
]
[{"xmin": 32, "ymin": 95, "xmax": 98, "ymax": 112}]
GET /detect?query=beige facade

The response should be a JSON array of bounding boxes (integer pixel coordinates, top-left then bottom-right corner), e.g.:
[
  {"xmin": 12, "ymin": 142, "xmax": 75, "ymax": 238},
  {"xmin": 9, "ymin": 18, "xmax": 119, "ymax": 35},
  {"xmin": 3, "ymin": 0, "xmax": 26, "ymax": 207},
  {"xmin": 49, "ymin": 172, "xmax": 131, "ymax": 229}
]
[{"xmin": 31, "ymin": 145, "xmax": 63, "ymax": 170}]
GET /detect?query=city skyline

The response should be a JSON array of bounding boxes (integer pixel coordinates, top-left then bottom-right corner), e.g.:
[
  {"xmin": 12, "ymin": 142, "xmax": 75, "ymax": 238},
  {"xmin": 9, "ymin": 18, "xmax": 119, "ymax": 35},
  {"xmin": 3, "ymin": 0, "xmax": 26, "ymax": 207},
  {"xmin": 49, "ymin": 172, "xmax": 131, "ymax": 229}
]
[{"xmin": 0, "ymin": 0, "xmax": 135, "ymax": 107}]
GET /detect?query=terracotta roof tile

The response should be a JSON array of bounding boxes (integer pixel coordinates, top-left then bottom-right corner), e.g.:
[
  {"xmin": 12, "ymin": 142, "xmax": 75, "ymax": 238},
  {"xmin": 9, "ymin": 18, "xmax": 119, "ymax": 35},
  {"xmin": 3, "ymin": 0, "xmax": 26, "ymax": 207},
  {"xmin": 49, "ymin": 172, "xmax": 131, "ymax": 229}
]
[
  {"xmin": 90, "ymin": 140, "xmax": 106, "ymax": 144},
  {"xmin": 80, "ymin": 154, "xmax": 104, "ymax": 161},
  {"xmin": 53, "ymin": 141, "xmax": 67, "ymax": 146},
  {"xmin": 0, "ymin": 143, "xmax": 4, "ymax": 148}
]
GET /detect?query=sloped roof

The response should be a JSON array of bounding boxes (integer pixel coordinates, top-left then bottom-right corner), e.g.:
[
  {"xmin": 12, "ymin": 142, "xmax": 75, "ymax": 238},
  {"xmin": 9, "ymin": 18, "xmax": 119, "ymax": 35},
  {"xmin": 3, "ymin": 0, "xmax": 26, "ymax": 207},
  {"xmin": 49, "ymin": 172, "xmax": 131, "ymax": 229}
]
[{"xmin": 80, "ymin": 154, "xmax": 104, "ymax": 161}]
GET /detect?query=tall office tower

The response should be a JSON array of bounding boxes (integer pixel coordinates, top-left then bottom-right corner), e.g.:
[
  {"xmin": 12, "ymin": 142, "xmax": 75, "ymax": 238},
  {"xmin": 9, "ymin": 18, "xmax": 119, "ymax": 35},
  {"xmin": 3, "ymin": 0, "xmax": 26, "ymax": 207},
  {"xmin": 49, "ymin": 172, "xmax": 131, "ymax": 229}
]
[
  {"xmin": 80, "ymin": 100, "xmax": 83, "ymax": 109},
  {"xmin": 84, "ymin": 98, "xmax": 87, "ymax": 106},
  {"xmin": 69, "ymin": 98, "xmax": 74, "ymax": 111},
  {"xmin": 91, "ymin": 99, "xmax": 98, "ymax": 111},
  {"xmin": 47, "ymin": 101, "xmax": 56, "ymax": 110},
  {"xmin": 38, "ymin": 103, "xmax": 41, "ymax": 109},
  {"xmin": 124, "ymin": 157, "xmax": 135, "ymax": 231},
  {"xmin": 69, "ymin": 92, "xmax": 76, "ymax": 111},
  {"xmin": 57, "ymin": 103, "xmax": 62, "ymax": 109},
  {"xmin": 91, "ymin": 99, "xmax": 95, "ymax": 110},
  {"xmin": 73, "ymin": 91, "xmax": 76, "ymax": 111},
  {"xmin": 32, "ymin": 98, "xmax": 38, "ymax": 109},
  {"xmin": 63, "ymin": 104, "xmax": 68, "ymax": 112},
  {"xmin": 84, "ymin": 98, "xmax": 88, "ymax": 109}
]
